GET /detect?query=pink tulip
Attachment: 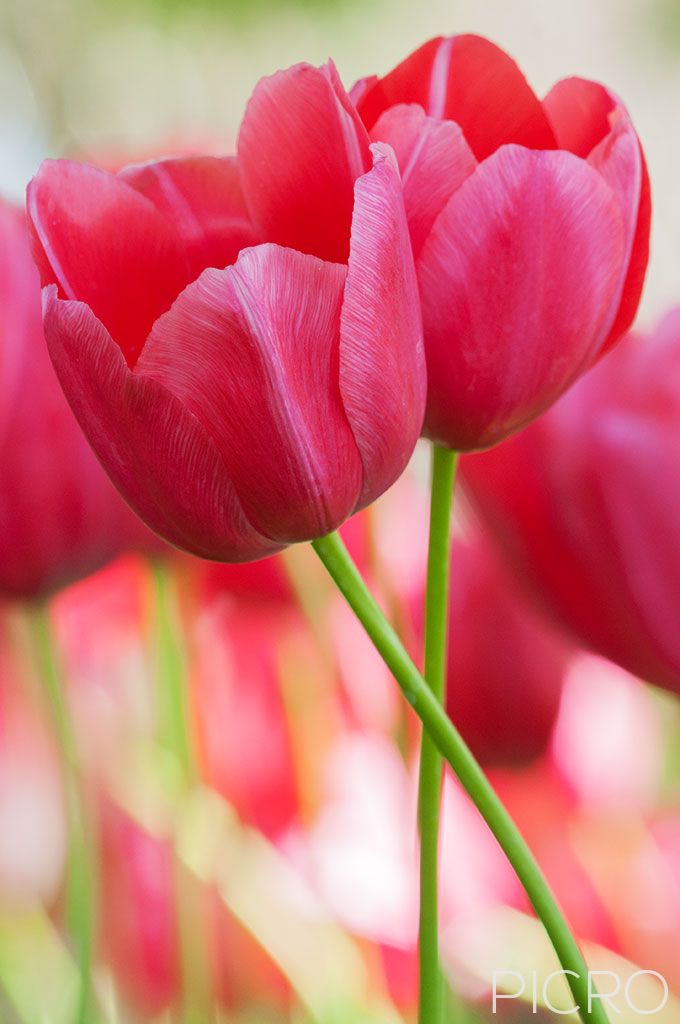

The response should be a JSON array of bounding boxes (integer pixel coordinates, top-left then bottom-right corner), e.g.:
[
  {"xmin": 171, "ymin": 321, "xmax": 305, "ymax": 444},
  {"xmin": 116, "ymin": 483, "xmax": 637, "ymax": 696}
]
[
  {"xmin": 444, "ymin": 534, "xmax": 568, "ymax": 766},
  {"xmin": 0, "ymin": 200, "xmax": 159, "ymax": 598},
  {"xmin": 462, "ymin": 312, "xmax": 680, "ymax": 695},
  {"xmin": 27, "ymin": 62, "xmax": 424, "ymax": 561},
  {"xmin": 354, "ymin": 34, "xmax": 650, "ymax": 450}
]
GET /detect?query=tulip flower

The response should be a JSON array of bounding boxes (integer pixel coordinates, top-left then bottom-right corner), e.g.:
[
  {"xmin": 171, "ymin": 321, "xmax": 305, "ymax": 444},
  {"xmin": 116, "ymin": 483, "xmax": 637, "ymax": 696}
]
[
  {"xmin": 27, "ymin": 61, "xmax": 424, "ymax": 562},
  {"xmin": 463, "ymin": 311, "xmax": 680, "ymax": 694},
  {"xmin": 354, "ymin": 34, "xmax": 650, "ymax": 450},
  {"xmin": 0, "ymin": 199, "xmax": 158, "ymax": 599},
  {"xmin": 444, "ymin": 534, "xmax": 568, "ymax": 766}
]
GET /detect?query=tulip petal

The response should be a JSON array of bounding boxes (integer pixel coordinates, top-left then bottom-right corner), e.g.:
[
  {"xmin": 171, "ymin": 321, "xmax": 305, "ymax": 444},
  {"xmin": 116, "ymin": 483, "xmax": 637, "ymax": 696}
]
[
  {"xmin": 370, "ymin": 104, "xmax": 477, "ymax": 257},
  {"xmin": 137, "ymin": 245, "xmax": 363, "ymax": 542},
  {"xmin": 544, "ymin": 77, "xmax": 650, "ymax": 349},
  {"xmin": 238, "ymin": 62, "xmax": 372, "ymax": 263},
  {"xmin": 27, "ymin": 161, "xmax": 188, "ymax": 367},
  {"xmin": 543, "ymin": 77, "xmax": 617, "ymax": 157},
  {"xmin": 589, "ymin": 113, "xmax": 650, "ymax": 350},
  {"xmin": 43, "ymin": 287, "xmax": 276, "ymax": 561},
  {"xmin": 120, "ymin": 156, "xmax": 261, "ymax": 279},
  {"xmin": 356, "ymin": 35, "xmax": 556, "ymax": 160},
  {"xmin": 419, "ymin": 145, "xmax": 625, "ymax": 450},
  {"xmin": 340, "ymin": 145, "xmax": 425, "ymax": 504},
  {"xmin": 0, "ymin": 203, "xmax": 36, "ymax": 439}
]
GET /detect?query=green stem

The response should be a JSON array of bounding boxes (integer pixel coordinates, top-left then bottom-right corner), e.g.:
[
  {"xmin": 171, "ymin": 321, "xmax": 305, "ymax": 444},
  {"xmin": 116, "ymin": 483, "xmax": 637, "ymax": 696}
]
[
  {"xmin": 311, "ymin": 532, "xmax": 609, "ymax": 1024},
  {"xmin": 31, "ymin": 604, "xmax": 94, "ymax": 1024},
  {"xmin": 418, "ymin": 446, "xmax": 458, "ymax": 1024}
]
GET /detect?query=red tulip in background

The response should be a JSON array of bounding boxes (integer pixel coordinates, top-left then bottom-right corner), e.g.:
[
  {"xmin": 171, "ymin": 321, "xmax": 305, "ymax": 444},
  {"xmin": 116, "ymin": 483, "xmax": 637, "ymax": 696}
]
[
  {"xmin": 26, "ymin": 61, "xmax": 424, "ymax": 562},
  {"xmin": 444, "ymin": 534, "xmax": 568, "ymax": 766},
  {"xmin": 463, "ymin": 311, "xmax": 680, "ymax": 695},
  {"xmin": 192, "ymin": 600, "xmax": 300, "ymax": 839},
  {"xmin": 98, "ymin": 797, "xmax": 180, "ymax": 1016},
  {"xmin": 0, "ymin": 200, "xmax": 159, "ymax": 598},
  {"xmin": 98, "ymin": 795, "xmax": 290, "ymax": 1016},
  {"xmin": 354, "ymin": 34, "xmax": 650, "ymax": 450}
]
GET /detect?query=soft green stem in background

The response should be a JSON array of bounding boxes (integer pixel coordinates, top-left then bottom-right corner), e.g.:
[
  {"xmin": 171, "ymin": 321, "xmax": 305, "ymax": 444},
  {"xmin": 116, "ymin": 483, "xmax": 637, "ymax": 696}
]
[
  {"xmin": 31, "ymin": 604, "xmax": 94, "ymax": 1024},
  {"xmin": 418, "ymin": 446, "xmax": 458, "ymax": 1024},
  {"xmin": 312, "ymin": 532, "xmax": 610, "ymax": 1024},
  {"xmin": 151, "ymin": 559, "xmax": 196, "ymax": 787},
  {"xmin": 150, "ymin": 560, "xmax": 213, "ymax": 1023}
]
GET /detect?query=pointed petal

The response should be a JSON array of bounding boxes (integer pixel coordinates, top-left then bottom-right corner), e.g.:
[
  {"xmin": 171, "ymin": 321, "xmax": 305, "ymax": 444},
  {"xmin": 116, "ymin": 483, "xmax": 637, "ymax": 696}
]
[
  {"xmin": 350, "ymin": 74, "xmax": 379, "ymax": 107},
  {"xmin": 27, "ymin": 161, "xmax": 188, "ymax": 366},
  {"xmin": 120, "ymin": 156, "xmax": 261, "ymax": 279},
  {"xmin": 356, "ymin": 35, "xmax": 556, "ymax": 159},
  {"xmin": 543, "ymin": 77, "xmax": 617, "ymax": 157},
  {"xmin": 370, "ymin": 103, "xmax": 477, "ymax": 257},
  {"xmin": 339, "ymin": 145, "xmax": 425, "ymax": 504},
  {"xmin": 43, "ymin": 287, "xmax": 276, "ymax": 561},
  {"xmin": 137, "ymin": 245, "xmax": 363, "ymax": 542},
  {"xmin": 543, "ymin": 77, "xmax": 650, "ymax": 348},
  {"xmin": 588, "ymin": 112, "xmax": 650, "ymax": 349},
  {"xmin": 354, "ymin": 37, "xmax": 445, "ymax": 129},
  {"xmin": 418, "ymin": 145, "xmax": 626, "ymax": 450},
  {"xmin": 238, "ymin": 62, "xmax": 371, "ymax": 263}
]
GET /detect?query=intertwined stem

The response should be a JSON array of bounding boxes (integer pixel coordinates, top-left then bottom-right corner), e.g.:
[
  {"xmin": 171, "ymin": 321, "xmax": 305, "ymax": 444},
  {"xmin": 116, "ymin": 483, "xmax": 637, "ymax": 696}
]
[{"xmin": 312, "ymin": 531, "xmax": 609, "ymax": 1024}]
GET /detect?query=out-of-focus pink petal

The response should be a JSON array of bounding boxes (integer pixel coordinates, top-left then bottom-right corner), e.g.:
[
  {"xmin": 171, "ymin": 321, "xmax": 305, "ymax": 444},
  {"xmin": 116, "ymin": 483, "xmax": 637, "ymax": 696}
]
[
  {"xmin": 419, "ymin": 145, "xmax": 625, "ymax": 450},
  {"xmin": 461, "ymin": 319, "xmax": 680, "ymax": 696},
  {"xmin": 138, "ymin": 245, "xmax": 363, "ymax": 542},
  {"xmin": 356, "ymin": 35, "xmax": 557, "ymax": 159},
  {"xmin": 98, "ymin": 798, "xmax": 179, "ymax": 1015},
  {"xmin": 1, "ymin": 199, "xmax": 161, "ymax": 598},
  {"xmin": 339, "ymin": 145, "xmax": 425, "ymax": 504},
  {"xmin": 370, "ymin": 104, "xmax": 477, "ymax": 257},
  {"xmin": 43, "ymin": 288, "xmax": 275, "ymax": 561},
  {"xmin": 27, "ymin": 161, "xmax": 188, "ymax": 366},
  {"xmin": 193, "ymin": 602, "xmax": 299, "ymax": 838},
  {"xmin": 120, "ymin": 156, "xmax": 261, "ymax": 279},
  {"xmin": 444, "ymin": 535, "xmax": 568, "ymax": 766},
  {"xmin": 237, "ymin": 62, "xmax": 371, "ymax": 263}
]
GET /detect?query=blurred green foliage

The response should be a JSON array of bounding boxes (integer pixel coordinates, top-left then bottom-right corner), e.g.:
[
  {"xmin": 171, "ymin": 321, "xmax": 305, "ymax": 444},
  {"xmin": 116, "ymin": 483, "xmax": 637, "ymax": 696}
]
[{"xmin": 116, "ymin": 0, "xmax": 357, "ymax": 24}]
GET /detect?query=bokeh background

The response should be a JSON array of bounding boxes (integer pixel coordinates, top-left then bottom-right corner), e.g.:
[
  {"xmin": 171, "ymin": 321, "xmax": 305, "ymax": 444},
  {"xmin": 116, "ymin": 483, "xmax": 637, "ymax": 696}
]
[{"xmin": 2, "ymin": 0, "xmax": 680, "ymax": 1022}]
